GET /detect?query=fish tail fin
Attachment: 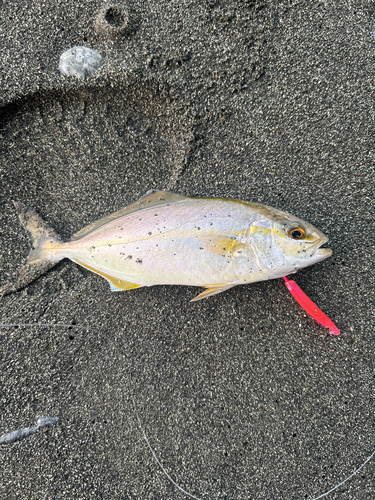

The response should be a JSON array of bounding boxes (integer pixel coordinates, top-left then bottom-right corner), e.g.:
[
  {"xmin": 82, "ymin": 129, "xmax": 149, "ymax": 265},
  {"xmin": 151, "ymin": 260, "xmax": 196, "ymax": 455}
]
[{"xmin": 1, "ymin": 202, "xmax": 64, "ymax": 296}]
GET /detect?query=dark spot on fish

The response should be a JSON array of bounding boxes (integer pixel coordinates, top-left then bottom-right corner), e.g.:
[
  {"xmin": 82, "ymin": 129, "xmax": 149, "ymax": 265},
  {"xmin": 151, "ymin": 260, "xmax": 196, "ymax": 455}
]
[
  {"xmin": 223, "ymin": 247, "xmax": 226, "ymax": 250},
  {"xmin": 148, "ymin": 232, "xmax": 152, "ymax": 235},
  {"xmin": 108, "ymin": 244, "xmax": 112, "ymax": 247},
  {"xmin": 210, "ymin": 222, "xmax": 213, "ymax": 226},
  {"xmin": 135, "ymin": 258, "xmax": 142, "ymax": 264},
  {"xmin": 199, "ymin": 247, "xmax": 204, "ymax": 250},
  {"xmin": 154, "ymin": 214, "xmax": 158, "ymax": 217},
  {"xmin": 127, "ymin": 255, "xmax": 132, "ymax": 259},
  {"xmin": 197, "ymin": 227, "xmax": 201, "ymax": 230}
]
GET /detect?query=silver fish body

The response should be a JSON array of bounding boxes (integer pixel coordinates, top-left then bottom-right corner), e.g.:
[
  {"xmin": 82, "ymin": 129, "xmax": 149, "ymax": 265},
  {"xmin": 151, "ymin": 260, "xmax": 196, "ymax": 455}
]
[{"xmin": 1, "ymin": 190, "xmax": 332, "ymax": 300}]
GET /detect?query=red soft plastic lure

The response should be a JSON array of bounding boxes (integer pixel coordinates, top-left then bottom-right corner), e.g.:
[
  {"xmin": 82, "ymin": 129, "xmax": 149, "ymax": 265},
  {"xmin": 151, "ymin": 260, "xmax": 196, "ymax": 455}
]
[{"xmin": 283, "ymin": 276, "xmax": 340, "ymax": 336}]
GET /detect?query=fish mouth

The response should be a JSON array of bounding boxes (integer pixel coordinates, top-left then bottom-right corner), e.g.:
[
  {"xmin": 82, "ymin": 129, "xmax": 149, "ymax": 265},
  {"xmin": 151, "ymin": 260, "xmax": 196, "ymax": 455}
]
[
  {"xmin": 313, "ymin": 247, "xmax": 332, "ymax": 261},
  {"xmin": 309, "ymin": 237, "xmax": 332, "ymax": 263}
]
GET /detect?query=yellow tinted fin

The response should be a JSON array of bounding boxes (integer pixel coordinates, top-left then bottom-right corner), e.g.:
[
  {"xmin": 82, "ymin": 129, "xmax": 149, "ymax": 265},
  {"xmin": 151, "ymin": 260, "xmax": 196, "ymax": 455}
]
[
  {"xmin": 203, "ymin": 237, "xmax": 246, "ymax": 256},
  {"xmin": 107, "ymin": 279, "xmax": 142, "ymax": 292},
  {"xmin": 191, "ymin": 285, "xmax": 235, "ymax": 302},
  {"xmin": 72, "ymin": 260, "xmax": 142, "ymax": 291},
  {"xmin": 71, "ymin": 190, "xmax": 188, "ymax": 241}
]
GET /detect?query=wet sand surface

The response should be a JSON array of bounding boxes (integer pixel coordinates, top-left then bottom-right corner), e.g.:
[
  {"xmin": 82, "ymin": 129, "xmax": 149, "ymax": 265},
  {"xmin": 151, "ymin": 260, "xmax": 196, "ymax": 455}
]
[{"xmin": 1, "ymin": 1, "xmax": 374, "ymax": 499}]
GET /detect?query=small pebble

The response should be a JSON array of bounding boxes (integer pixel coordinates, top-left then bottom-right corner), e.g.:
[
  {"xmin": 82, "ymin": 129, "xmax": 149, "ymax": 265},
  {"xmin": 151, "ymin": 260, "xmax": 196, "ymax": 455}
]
[{"xmin": 59, "ymin": 46, "xmax": 103, "ymax": 80}]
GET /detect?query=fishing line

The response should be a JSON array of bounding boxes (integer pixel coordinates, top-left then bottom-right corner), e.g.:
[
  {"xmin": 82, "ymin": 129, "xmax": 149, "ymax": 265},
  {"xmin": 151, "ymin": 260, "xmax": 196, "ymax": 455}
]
[
  {"xmin": 0, "ymin": 322, "xmax": 374, "ymax": 499},
  {"xmin": 0, "ymin": 321, "xmax": 204, "ymax": 498},
  {"xmin": 0, "ymin": 323, "xmax": 97, "ymax": 329},
  {"xmin": 308, "ymin": 448, "xmax": 375, "ymax": 500},
  {"xmin": 132, "ymin": 402, "xmax": 204, "ymax": 500}
]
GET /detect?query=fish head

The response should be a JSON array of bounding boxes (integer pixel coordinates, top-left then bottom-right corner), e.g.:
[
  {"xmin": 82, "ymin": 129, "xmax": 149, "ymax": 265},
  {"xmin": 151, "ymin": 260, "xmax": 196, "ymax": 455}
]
[{"xmin": 248, "ymin": 207, "xmax": 332, "ymax": 277}]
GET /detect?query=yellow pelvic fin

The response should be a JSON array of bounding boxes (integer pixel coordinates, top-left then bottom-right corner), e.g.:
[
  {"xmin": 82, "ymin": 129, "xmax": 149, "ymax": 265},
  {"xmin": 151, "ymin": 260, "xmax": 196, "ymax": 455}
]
[
  {"xmin": 73, "ymin": 260, "xmax": 142, "ymax": 291},
  {"xmin": 191, "ymin": 284, "xmax": 235, "ymax": 302}
]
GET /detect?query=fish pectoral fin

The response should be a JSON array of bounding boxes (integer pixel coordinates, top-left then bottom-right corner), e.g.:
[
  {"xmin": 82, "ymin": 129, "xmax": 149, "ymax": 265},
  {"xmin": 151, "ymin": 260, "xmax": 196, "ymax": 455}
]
[
  {"xmin": 203, "ymin": 237, "xmax": 247, "ymax": 257},
  {"xmin": 72, "ymin": 260, "xmax": 142, "ymax": 292},
  {"xmin": 190, "ymin": 284, "xmax": 235, "ymax": 302}
]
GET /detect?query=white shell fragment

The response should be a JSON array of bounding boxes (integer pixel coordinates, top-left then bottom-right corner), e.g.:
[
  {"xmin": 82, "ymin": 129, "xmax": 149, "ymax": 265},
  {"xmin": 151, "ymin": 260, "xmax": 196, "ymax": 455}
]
[
  {"xmin": 59, "ymin": 46, "xmax": 103, "ymax": 80},
  {"xmin": 0, "ymin": 416, "xmax": 59, "ymax": 445}
]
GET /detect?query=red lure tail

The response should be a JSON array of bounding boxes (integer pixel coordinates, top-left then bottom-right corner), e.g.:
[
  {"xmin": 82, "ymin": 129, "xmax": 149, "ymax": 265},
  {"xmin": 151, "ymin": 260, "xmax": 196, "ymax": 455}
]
[{"xmin": 283, "ymin": 276, "xmax": 340, "ymax": 336}]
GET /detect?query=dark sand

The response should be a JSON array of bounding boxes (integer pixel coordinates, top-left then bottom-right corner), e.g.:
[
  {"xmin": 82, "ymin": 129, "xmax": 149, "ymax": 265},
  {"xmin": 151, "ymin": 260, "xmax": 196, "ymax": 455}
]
[{"xmin": 1, "ymin": 1, "xmax": 374, "ymax": 499}]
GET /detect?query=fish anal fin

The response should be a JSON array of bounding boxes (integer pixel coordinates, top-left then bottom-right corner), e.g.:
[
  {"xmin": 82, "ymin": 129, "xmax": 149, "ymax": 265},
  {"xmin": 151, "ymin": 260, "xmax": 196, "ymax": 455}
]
[
  {"xmin": 106, "ymin": 277, "xmax": 142, "ymax": 291},
  {"xmin": 108, "ymin": 280, "xmax": 141, "ymax": 292},
  {"xmin": 73, "ymin": 260, "xmax": 142, "ymax": 292},
  {"xmin": 191, "ymin": 284, "xmax": 235, "ymax": 302},
  {"xmin": 71, "ymin": 190, "xmax": 187, "ymax": 240}
]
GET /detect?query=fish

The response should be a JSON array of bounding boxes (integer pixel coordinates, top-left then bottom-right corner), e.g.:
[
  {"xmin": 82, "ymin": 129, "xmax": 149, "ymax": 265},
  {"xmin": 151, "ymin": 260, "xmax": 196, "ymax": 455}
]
[{"xmin": 0, "ymin": 190, "xmax": 332, "ymax": 301}]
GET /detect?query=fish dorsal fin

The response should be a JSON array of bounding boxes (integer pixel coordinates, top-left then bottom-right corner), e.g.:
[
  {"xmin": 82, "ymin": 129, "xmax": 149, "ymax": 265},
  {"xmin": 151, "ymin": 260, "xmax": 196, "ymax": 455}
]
[
  {"xmin": 72, "ymin": 259, "xmax": 143, "ymax": 291},
  {"xmin": 71, "ymin": 190, "xmax": 188, "ymax": 241},
  {"xmin": 137, "ymin": 189, "xmax": 188, "ymax": 206},
  {"xmin": 191, "ymin": 284, "xmax": 235, "ymax": 302}
]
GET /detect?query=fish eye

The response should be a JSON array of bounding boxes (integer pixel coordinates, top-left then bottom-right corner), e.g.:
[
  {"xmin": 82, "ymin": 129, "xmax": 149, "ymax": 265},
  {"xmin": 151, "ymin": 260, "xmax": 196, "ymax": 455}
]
[{"xmin": 287, "ymin": 223, "xmax": 306, "ymax": 240}]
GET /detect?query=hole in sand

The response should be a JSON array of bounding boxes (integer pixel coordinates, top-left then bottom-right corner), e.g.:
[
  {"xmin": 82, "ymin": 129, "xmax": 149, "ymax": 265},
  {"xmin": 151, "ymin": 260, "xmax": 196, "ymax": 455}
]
[{"xmin": 105, "ymin": 7, "xmax": 127, "ymax": 28}]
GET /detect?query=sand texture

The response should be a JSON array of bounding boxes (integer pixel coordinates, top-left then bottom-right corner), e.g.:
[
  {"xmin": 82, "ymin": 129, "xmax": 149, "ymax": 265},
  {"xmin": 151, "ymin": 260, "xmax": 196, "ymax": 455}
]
[{"xmin": 0, "ymin": 1, "xmax": 374, "ymax": 499}]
